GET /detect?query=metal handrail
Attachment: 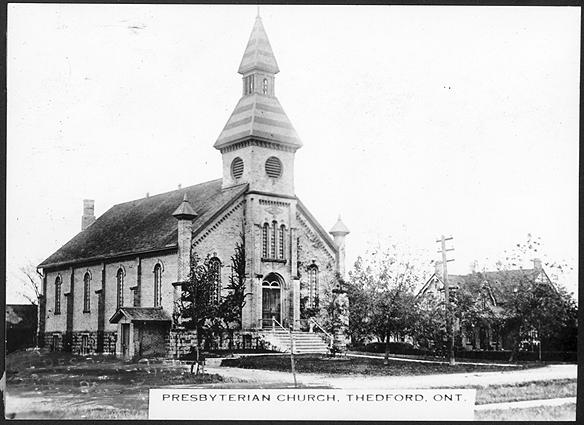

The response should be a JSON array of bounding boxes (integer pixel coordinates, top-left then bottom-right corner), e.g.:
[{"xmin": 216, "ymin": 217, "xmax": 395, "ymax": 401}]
[
  {"xmin": 308, "ymin": 317, "xmax": 335, "ymax": 350},
  {"xmin": 308, "ymin": 317, "xmax": 333, "ymax": 340},
  {"xmin": 271, "ymin": 316, "xmax": 289, "ymax": 332}
]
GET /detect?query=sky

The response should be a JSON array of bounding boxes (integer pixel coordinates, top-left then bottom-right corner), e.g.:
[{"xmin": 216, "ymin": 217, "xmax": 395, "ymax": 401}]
[{"xmin": 6, "ymin": 4, "xmax": 580, "ymax": 303}]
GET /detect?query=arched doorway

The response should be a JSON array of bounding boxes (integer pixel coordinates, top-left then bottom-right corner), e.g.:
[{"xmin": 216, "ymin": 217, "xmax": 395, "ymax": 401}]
[{"xmin": 262, "ymin": 273, "xmax": 283, "ymax": 327}]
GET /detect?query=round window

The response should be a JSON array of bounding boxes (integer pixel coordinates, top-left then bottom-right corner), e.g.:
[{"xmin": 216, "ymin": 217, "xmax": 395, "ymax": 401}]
[
  {"xmin": 265, "ymin": 156, "xmax": 282, "ymax": 178},
  {"xmin": 231, "ymin": 157, "xmax": 244, "ymax": 179}
]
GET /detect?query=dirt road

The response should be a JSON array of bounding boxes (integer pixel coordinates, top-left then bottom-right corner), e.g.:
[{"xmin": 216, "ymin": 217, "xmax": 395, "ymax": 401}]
[{"xmin": 204, "ymin": 363, "xmax": 577, "ymax": 389}]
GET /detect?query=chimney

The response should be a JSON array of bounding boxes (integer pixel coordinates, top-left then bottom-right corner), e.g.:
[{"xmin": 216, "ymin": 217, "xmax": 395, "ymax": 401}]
[
  {"xmin": 81, "ymin": 199, "xmax": 95, "ymax": 231},
  {"xmin": 533, "ymin": 258, "xmax": 542, "ymax": 270},
  {"xmin": 434, "ymin": 261, "xmax": 442, "ymax": 276},
  {"xmin": 329, "ymin": 215, "xmax": 350, "ymax": 279}
]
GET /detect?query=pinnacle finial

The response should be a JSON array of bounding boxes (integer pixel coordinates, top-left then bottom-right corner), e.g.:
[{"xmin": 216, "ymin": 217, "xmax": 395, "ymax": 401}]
[
  {"xmin": 257, "ymin": 5, "xmax": 260, "ymax": 18},
  {"xmin": 173, "ymin": 193, "xmax": 197, "ymax": 220}
]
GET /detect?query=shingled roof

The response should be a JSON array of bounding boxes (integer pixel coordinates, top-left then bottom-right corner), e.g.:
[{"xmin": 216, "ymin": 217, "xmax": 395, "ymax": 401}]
[
  {"xmin": 214, "ymin": 94, "xmax": 302, "ymax": 150},
  {"xmin": 109, "ymin": 307, "xmax": 172, "ymax": 323},
  {"xmin": 39, "ymin": 179, "xmax": 248, "ymax": 269},
  {"xmin": 418, "ymin": 268, "xmax": 554, "ymax": 305},
  {"xmin": 238, "ymin": 15, "xmax": 280, "ymax": 75}
]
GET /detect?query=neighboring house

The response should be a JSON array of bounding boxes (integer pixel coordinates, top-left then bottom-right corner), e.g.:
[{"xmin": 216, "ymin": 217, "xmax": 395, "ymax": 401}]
[
  {"xmin": 6, "ymin": 304, "xmax": 38, "ymax": 353},
  {"xmin": 417, "ymin": 259, "xmax": 556, "ymax": 351},
  {"xmin": 37, "ymin": 15, "xmax": 349, "ymax": 359}
]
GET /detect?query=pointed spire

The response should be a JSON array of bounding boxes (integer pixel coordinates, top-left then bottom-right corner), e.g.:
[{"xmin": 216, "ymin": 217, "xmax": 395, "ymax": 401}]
[
  {"xmin": 172, "ymin": 193, "xmax": 197, "ymax": 220},
  {"xmin": 238, "ymin": 15, "xmax": 279, "ymax": 75},
  {"xmin": 330, "ymin": 215, "xmax": 350, "ymax": 236}
]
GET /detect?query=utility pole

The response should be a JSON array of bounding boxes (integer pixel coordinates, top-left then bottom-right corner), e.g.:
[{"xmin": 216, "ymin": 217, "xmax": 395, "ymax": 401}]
[{"xmin": 437, "ymin": 235, "xmax": 455, "ymax": 366}]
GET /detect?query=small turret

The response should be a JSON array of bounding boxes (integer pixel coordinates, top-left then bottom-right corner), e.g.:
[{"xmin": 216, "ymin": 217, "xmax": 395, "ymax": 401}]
[
  {"xmin": 173, "ymin": 194, "xmax": 197, "ymax": 280},
  {"xmin": 329, "ymin": 215, "xmax": 350, "ymax": 279}
]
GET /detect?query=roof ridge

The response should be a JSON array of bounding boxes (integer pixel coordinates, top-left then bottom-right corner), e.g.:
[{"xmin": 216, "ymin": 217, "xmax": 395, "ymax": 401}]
[{"xmin": 112, "ymin": 178, "xmax": 223, "ymax": 206}]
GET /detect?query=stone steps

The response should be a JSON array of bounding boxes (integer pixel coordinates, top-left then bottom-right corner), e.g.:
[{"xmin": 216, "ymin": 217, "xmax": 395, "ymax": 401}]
[{"xmin": 261, "ymin": 330, "xmax": 330, "ymax": 354}]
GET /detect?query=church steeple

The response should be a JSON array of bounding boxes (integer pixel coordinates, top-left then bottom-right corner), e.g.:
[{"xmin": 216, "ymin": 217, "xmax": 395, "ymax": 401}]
[
  {"xmin": 238, "ymin": 15, "xmax": 280, "ymax": 77},
  {"xmin": 215, "ymin": 15, "xmax": 302, "ymax": 194}
]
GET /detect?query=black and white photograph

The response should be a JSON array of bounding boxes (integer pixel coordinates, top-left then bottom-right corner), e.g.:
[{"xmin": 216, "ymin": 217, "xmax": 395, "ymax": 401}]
[{"xmin": 5, "ymin": 3, "xmax": 579, "ymax": 421}]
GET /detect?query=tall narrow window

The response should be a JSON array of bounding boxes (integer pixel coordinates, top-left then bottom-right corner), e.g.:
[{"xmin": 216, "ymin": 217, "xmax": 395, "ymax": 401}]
[
  {"xmin": 209, "ymin": 257, "xmax": 221, "ymax": 304},
  {"xmin": 116, "ymin": 268, "xmax": 124, "ymax": 308},
  {"xmin": 262, "ymin": 78, "xmax": 268, "ymax": 94},
  {"xmin": 308, "ymin": 265, "xmax": 319, "ymax": 308},
  {"xmin": 83, "ymin": 272, "xmax": 91, "ymax": 312},
  {"xmin": 262, "ymin": 223, "xmax": 269, "ymax": 258},
  {"xmin": 153, "ymin": 264, "xmax": 162, "ymax": 307},
  {"xmin": 279, "ymin": 225, "xmax": 286, "ymax": 259},
  {"xmin": 54, "ymin": 276, "xmax": 62, "ymax": 314},
  {"xmin": 271, "ymin": 221, "xmax": 277, "ymax": 258}
]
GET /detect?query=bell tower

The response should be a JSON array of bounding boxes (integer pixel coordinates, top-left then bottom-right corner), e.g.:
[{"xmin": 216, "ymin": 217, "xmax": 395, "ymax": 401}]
[{"xmin": 214, "ymin": 14, "xmax": 302, "ymax": 196}]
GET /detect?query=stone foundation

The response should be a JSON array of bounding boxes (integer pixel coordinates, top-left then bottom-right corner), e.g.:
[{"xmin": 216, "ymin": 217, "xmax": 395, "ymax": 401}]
[
  {"xmin": 43, "ymin": 331, "xmax": 116, "ymax": 355},
  {"xmin": 166, "ymin": 329, "xmax": 268, "ymax": 358}
]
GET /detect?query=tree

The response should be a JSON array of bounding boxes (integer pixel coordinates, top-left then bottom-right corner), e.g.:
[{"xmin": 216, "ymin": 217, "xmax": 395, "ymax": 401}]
[
  {"xmin": 346, "ymin": 244, "xmax": 429, "ymax": 363},
  {"xmin": 176, "ymin": 234, "xmax": 249, "ymax": 364},
  {"xmin": 490, "ymin": 233, "xmax": 576, "ymax": 361},
  {"xmin": 215, "ymin": 235, "xmax": 249, "ymax": 348},
  {"xmin": 18, "ymin": 261, "xmax": 43, "ymax": 306},
  {"xmin": 176, "ymin": 252, "xmax": 217, "ymax": 364}
]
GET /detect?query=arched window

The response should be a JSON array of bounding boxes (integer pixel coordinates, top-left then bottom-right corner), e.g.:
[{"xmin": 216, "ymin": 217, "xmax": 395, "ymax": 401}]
[
  {"xmin": 262, "ymin": 78, "xmax": 268, "ymax": 94},
  {"xmin": 54, "ymin": 276, "xmax": 62, "ymax": 314},
  {"xmin": 209, "ymin": 257, "xmax": 221, "ymax": 304},
  {"xmin": 279, "ymin": 224, "xmax": 286, "ymax": 259},
  {"xmin": 271, "ymin": 221, "xmax": 277, "ymax": 258},
  {"xmin": 83, "ymin": 272, "xmax": 91, "ymax": 312},
  {"xmin": 262, "ymin": 223, "xmax": 269, "ymax": 258},
  {"xmin": 308, "ymin": 265, "xmax": 319, "ymax": 308},
  {"xmin": 116, "ymin": 268, "xmax": 124, "ymax": 308},
  {"xmin": 153, "ymin": 264, "xmax": 162, "ymax": 307}
]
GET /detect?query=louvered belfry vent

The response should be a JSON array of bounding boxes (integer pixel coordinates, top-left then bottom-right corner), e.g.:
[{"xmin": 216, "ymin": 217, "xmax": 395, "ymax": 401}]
[
  {"xmin": 265, "ymin": 156, "xmax": 282, "ymax": 178},
  {"xmin": 231, "ymin": 157, "xmax": 244, "ymax": 179}
]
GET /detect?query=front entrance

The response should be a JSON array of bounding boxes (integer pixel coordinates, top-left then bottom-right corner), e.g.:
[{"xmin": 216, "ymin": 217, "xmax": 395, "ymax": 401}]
[
  {"xmin": 262, "ymin": 274, "xmax": 282, "ymax": 327},
  {"xmin": 121, "ymin": 324, "xmax": 130, "ymax": 358}
]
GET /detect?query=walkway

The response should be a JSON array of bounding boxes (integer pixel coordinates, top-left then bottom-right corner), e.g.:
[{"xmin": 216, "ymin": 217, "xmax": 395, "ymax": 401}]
[
  {"xmin": 347, "ymin": 352, "xmax": 518, "ymax": 367},
  {"xmin": 204, "ymin": 362, "xmax": 577, "ymax": 390}
]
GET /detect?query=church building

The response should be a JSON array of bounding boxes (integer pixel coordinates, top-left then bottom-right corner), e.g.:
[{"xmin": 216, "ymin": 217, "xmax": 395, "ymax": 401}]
[{"xmin": 38, "ymin": 15, "xmax": 349, "ymax": 359}]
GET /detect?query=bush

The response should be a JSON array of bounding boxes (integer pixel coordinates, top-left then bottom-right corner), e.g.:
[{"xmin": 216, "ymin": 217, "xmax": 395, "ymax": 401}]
[
  {"xmin": 455, "ymin": 350, "xmax": 577, "ymax": 363},
  {"xmin": 361, "ymin": 341, "xmax": 432, "ymax": 356}
]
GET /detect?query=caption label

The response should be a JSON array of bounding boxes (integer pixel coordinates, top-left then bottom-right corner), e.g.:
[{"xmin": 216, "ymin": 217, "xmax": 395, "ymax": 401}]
[{"xmin": 149, "ymin": 388, "xmax": 476, "ymax": 420}]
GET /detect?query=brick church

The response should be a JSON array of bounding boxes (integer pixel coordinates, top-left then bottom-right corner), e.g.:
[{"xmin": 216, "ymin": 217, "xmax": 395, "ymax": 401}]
[{"xmin": 38, "ymin": 14, "xmax": 350, "ymax": 359}]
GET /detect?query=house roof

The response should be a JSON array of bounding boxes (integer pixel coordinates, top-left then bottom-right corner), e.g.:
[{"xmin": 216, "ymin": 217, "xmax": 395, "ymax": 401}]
[
  {"xmin": 39, "ymin": 180, "xmax": 248, "ymax": 269},
  {"xmin": 214, "ymin": 93, "xmax": 302, "ymax": 151},
  {"xmin": 109, "ymin": 307, "xmax": 172, "ymax": 324},
  {"xmin": 238, "ymin": 15, "xmax": 280, "ymax": 75},
  {"xmin": 6, "ymin": 304, "xmax": 37, "ymax": 328},
  {"xmin": 418, "ymin": 267, "xmax": 554, "ymax": 304}
]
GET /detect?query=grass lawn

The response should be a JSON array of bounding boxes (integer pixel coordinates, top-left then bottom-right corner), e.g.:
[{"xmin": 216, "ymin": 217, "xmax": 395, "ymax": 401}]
[
  {"xmin": 475, "ymin": 403, "xmax": 576, "ymax": 421},
  {"xmin": 473, "ymin": 378, "xmax": 577, "ymax": 405},
  {"xmin": 220, "ymin": 354, "xmax": 539, "ymax": 375},
  {"xmin": 5, "ymin": 349, "xmax": 224, "ymax": 419}
]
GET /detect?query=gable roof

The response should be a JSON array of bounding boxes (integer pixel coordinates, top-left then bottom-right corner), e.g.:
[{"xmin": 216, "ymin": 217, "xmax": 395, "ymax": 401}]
[
  {"xmin": 39, "ymin": 179, "xmax": 248, "ymax": 270},
  {"xmin": 296, "ymin": 199, "xmax": 338, "ymax": 255},
  {"xmin": 109, "ymin": 307, "xmax": 172, "ymax": 323},
  {"xmin": 418, "ymin": 267, "xmax": 555, "ymax": 304},
  {"xmin": 6, "ymin": 304, "xmax": 38, "ymax": 328}
]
